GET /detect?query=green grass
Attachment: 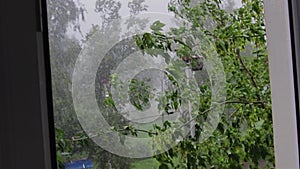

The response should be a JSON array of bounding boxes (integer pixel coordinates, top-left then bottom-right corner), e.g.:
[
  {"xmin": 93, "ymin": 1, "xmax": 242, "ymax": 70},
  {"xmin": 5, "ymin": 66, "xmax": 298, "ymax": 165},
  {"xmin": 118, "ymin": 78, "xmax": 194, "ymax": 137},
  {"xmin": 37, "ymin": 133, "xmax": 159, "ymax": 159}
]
[{"xmin": 131, "ymin": 158, "xmax": 160, "ymax": 169}]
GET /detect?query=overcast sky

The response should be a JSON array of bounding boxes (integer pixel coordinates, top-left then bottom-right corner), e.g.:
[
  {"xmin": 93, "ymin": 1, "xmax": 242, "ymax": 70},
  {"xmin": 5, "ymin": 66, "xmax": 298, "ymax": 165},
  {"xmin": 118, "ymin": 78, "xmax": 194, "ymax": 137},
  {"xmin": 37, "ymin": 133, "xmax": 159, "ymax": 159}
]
[{"xmin": 68, "ymin": 0, "xmax": 242, "ymax": 39}]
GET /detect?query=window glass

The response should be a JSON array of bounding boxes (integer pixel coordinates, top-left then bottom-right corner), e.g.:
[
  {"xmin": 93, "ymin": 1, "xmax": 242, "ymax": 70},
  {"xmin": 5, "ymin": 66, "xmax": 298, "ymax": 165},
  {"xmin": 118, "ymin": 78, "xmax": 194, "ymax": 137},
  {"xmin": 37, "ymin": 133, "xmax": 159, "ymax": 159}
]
[{"xmin": 47, "ymin": 0, "xmax": 275, "ymax": 168}]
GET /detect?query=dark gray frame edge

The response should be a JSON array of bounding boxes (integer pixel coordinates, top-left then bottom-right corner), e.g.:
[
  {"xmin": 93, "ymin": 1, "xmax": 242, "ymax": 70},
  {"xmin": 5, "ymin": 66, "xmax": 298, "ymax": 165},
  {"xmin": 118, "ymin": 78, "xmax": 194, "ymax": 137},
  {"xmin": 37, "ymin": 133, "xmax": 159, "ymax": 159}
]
[
  {"xmin": 38, "ymin": 0, "xmax": 58, "ymax": 167},
  {"xmin": 0, "ymin": 0, "xmax": 56, "ymax": 168}
]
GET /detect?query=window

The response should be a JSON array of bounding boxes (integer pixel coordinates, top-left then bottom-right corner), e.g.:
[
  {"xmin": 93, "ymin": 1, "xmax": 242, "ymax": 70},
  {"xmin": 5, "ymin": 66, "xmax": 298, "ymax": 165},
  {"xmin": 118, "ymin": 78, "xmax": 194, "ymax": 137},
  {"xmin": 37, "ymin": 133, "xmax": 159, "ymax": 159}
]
[
  {"xmin": 46, "ymin": 0, "xmax": 295, "ymax": 168},
  {"xmin": 0, "ymin": 0, "xmax": 299, "ymax": 169}
]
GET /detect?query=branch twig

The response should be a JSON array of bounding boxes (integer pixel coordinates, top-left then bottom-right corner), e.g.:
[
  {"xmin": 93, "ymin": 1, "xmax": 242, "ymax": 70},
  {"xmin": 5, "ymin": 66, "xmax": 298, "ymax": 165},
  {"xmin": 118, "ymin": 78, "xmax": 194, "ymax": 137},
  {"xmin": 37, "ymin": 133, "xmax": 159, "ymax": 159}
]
[{"xmin": 236, "ymin": 48, "xmax": 258, "ymax": 89}]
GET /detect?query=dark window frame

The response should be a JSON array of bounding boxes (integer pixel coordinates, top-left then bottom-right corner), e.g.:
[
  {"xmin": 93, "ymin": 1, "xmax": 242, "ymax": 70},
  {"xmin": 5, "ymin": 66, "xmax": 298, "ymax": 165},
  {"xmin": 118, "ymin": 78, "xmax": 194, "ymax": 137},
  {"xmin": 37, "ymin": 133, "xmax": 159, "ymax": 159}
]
[
  {"xmin": 0, "ymin": 0, "xmax": 56, "ymax": 168},
  {"xmin": 289, "ymin": 0, "xmax": 300, "ymax": 160}
]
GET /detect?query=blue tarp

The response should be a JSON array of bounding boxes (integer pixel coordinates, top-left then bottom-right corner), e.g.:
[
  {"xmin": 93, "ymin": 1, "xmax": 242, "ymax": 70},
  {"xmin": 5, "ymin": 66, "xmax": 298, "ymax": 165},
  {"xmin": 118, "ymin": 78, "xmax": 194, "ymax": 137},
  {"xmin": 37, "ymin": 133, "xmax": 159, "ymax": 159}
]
[{"xmin": 65, "ymin": 159, "xmax": 93, "ymax": 169}]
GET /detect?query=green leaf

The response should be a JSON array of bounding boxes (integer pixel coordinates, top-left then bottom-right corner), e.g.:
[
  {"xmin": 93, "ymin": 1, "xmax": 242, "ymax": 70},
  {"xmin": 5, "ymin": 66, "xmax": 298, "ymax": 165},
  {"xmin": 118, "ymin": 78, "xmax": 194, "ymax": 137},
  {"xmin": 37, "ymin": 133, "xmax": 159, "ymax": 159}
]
[
  {"xmin": 151, "ymin": 20, "xmax": 166, "ymax": 32},
  {"xmin": 255, "ymin": 120, "xmax": 265, "ymax": 130}
]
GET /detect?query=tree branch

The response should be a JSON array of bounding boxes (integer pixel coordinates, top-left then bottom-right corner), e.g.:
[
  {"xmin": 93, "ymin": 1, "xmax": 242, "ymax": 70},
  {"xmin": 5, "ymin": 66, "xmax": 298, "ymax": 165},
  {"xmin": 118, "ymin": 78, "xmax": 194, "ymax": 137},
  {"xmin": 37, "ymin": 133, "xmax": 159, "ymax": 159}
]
[
  {"xmin": 224, "ymin": 100, "xmax": 265, "ymax": 105},
  {"xmin": 236, "ymin": 48, "xmax": 258, "ymax": 89}
]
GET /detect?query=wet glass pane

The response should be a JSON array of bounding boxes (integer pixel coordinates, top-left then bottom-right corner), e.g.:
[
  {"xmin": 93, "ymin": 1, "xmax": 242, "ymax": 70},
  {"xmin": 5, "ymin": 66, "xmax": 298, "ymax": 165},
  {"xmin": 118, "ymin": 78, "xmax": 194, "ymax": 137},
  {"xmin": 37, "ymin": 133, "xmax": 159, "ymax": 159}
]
[{"xmin": 46, "ymin": 0, "xmax": 275, "ymax": 168}]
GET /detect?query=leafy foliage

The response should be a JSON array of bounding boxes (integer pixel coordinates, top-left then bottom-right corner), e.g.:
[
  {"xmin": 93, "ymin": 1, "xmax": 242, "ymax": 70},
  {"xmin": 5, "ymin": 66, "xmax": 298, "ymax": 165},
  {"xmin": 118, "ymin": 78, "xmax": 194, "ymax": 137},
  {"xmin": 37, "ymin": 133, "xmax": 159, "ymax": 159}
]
[
  {"xmin": 51, "ymin": 0, "xmax": 274, "ymax": 168},
  {"xmin": 133, "ymin": 0, "xmax": 274, "ymax": 168}
]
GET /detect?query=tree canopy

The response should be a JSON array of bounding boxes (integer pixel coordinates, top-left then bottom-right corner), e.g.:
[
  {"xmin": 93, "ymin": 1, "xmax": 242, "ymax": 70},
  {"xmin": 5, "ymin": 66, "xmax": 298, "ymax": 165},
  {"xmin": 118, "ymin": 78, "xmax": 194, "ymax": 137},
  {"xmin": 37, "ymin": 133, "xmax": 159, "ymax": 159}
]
[{"xmin": 49, "ymin": 0, "xmax": 274, "ymax": 168}]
